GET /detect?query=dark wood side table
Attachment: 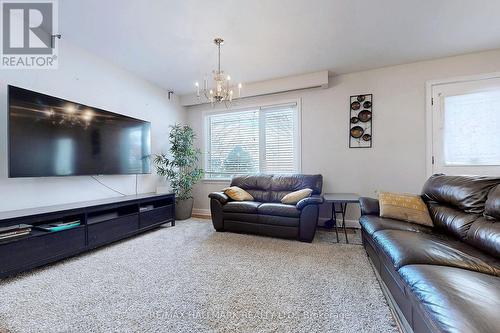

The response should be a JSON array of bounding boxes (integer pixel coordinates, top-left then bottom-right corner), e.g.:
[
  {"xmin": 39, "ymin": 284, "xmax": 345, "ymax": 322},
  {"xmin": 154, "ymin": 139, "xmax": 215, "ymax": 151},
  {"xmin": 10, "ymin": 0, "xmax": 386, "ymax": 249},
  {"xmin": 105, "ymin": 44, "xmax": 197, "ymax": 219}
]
[{"xmin": 323, "ymin": 193, "xmax": 360, "ymax": 243}]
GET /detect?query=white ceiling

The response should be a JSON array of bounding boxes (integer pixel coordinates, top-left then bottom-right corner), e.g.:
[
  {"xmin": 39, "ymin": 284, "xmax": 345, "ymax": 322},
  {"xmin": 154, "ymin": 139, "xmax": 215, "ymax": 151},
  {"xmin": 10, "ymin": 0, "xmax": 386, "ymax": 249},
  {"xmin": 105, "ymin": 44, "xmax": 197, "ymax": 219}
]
[{"xmin": 60, "ymin": 0, "xmax": 500, "ymax": 95}]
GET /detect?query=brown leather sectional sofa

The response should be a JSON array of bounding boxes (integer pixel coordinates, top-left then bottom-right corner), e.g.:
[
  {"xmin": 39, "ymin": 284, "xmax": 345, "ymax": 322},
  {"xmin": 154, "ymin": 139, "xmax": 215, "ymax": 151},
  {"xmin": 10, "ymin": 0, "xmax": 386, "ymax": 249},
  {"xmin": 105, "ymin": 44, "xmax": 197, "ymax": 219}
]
[
  {"xmin": 360, "ymin": 175, "xmax": 500, "ymax": 333},
  {"xmin": 209, "ymin": 174, "xmax": 324, "ymax": 242}
]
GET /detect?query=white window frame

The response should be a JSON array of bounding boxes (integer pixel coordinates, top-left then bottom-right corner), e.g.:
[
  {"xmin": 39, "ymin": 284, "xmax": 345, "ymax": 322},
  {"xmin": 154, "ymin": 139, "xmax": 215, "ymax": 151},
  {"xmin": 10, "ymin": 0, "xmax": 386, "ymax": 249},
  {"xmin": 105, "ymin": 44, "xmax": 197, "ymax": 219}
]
[
  {"xmin": 202, "ymin": 98, "xmax": 302, "ymax": 181},
  {"xmin": 425, "ymin": 72, "xmax": 500, "ymax": 177}
]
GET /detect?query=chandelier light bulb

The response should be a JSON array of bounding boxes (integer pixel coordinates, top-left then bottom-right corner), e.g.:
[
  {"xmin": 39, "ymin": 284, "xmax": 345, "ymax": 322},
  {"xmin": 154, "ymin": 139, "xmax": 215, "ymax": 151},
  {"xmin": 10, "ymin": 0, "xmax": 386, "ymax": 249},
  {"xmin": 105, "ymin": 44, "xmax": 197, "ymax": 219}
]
[
  {"xmin": 82, "ymin": 109, "xmax": 94, "ymax": 122},
  {"xmin": 65, "ymin": 104, "xmax": 76, "ymax": 114}
]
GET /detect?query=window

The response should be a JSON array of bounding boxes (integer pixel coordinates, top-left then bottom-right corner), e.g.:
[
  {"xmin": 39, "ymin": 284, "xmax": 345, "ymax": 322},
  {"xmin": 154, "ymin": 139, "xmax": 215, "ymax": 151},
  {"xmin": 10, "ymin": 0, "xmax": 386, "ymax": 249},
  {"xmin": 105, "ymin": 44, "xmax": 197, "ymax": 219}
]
[
  {"xmin": 430, "ymin": 76, "xmax": 500, "ymax": 175},
  {"xmin": 205, "ymin": 102, "xmax": 300, "ymax": 179}
]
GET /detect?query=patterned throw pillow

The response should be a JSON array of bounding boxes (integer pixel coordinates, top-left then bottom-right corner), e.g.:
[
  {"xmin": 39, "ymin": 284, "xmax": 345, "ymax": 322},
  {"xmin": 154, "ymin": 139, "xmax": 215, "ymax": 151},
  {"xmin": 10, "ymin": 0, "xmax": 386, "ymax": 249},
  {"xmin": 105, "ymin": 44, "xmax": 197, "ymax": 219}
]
[
  {"xmin": 223, "ymin": 186, "xmax": 254, "ymax": 201},
  {"xmin": 379, "ymin": 192, "xmax": 433, "ymax": 227},
  {"xmin": 281, "ymin": 188, "xmax": 313, "ymax": 205}
]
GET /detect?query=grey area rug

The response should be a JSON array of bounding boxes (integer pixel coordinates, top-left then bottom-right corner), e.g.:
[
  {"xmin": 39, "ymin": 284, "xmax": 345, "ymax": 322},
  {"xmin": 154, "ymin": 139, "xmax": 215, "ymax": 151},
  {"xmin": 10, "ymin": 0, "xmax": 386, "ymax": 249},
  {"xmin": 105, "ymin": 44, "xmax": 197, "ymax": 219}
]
[{"xmin": 0, "ymin": 219, "xmax": 397, "ymax": 333}]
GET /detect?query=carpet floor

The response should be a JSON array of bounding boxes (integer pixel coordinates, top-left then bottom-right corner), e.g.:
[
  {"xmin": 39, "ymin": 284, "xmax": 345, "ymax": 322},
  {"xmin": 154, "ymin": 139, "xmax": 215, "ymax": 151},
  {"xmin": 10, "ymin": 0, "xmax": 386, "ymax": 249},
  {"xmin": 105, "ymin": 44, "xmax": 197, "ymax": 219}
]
[{"xmin": 0, "ymin": 219, "xmax": 398, "ymax": 333}]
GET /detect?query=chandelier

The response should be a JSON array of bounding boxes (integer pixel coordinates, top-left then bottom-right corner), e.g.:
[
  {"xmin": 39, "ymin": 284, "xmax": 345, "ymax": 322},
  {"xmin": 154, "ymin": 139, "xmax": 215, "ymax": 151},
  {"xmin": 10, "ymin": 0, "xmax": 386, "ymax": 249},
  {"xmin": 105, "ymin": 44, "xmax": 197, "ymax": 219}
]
[
  {"xmin": 195, "ymin": 38, "xmax": 242, "ymax": 107},
  {"xmin": 43, "ymin": 103, "xmax": 94, "ymax": 129}
]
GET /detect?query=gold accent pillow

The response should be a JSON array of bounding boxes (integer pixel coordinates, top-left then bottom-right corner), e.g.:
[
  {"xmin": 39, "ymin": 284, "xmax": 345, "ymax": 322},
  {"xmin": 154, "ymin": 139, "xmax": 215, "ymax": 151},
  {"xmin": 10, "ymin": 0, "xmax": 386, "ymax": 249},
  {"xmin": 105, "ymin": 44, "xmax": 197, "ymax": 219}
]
[
  {"xmin": 379, "ymin": 192, "xmax": 433, "ymax": 227},
  {"xmin": 281, "ymin": 188, "xmax": 313, "ymax": 205},
  {"xmin": 223, "ymin": 186, "xmax": 254, "ymax": 201}
]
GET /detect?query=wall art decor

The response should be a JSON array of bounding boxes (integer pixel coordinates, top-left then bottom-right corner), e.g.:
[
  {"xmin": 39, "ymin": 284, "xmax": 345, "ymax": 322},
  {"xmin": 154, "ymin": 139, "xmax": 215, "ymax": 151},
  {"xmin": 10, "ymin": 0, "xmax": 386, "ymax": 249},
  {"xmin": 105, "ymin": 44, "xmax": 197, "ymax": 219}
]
[{"xmin": 349, "ymin": 94, "xmax": 372, "ymax": 148}]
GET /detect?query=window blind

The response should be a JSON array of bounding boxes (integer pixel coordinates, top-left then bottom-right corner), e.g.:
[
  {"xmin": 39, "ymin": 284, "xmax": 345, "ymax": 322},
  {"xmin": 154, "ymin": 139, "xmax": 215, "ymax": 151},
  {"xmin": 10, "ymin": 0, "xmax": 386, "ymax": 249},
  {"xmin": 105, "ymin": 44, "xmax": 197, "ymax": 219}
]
[
  {"xmin": 205, "ymin": 103, "xmax": 299, "ymax": 178},
  {"xmin": 444, "ymin": 91, "xmax": 500, "ymax": 165},
  {"xmin": 262, "ymin": 105, "xmax": 297, "ymax": 173}
]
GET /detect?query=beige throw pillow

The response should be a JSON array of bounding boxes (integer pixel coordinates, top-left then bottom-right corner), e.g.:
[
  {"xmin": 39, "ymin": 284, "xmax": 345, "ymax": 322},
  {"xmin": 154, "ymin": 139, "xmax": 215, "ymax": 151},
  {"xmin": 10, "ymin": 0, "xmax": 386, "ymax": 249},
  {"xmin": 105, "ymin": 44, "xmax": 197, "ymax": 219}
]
[
  {"xmin": 379, "ymin": 192, "xmax": 433, "ymax": 227},
  {"xmin": 281, "ymin": 188, "xmax": 313, "ymax": 205},
  {"xmin": 223, "ymin": 186, "xmax": 254, "ymax": 201}
]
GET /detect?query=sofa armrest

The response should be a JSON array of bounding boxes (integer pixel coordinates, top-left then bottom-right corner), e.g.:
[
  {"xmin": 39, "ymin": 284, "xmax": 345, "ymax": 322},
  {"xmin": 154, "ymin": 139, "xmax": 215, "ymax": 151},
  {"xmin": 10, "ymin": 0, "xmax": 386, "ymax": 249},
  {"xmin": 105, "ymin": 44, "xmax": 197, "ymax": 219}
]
[
  {"xmin": 296, "ymin": 195, "xmax": 324, "ymax": 210},
  {"xmin": 359, "ymin": 197, "xmax": 380, "ymax": 216},
  {"xmin": 298, "ymin": 204, "xmax": 320, "ymax": 242},
  {"xmin": 208, "ymin": 192, "xmax": 229, "ymax": 205}
]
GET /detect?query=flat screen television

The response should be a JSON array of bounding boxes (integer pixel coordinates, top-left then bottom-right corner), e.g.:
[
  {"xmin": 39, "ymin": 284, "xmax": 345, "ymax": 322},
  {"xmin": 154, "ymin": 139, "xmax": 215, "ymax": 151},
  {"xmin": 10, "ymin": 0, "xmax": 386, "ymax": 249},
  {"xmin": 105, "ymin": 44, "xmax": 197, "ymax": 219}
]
[{"xmin": 8, "ymin": 85, "xmax": 151, "ymax": 177}]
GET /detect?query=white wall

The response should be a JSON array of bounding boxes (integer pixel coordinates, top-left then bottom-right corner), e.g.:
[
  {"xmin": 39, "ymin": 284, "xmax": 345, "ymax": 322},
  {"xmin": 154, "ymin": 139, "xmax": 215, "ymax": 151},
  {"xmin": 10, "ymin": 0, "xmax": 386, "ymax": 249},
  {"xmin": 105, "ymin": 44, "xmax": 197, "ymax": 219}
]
[
  {"xmin": 187, "ymin": 49, "xmax": 500, "ymax": 225},
  {"xmin": 0, "ymin": 40, "xmax": 185, "ymax": 212}
]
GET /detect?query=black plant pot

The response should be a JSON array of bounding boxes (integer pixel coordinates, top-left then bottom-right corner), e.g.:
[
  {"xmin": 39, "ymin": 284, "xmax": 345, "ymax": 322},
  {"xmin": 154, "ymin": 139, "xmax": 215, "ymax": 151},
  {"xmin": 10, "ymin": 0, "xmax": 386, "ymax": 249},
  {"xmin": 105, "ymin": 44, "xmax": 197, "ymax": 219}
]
[{"xmin": 175, "ymin": 198, "xmax": 194, "ymax": 220}]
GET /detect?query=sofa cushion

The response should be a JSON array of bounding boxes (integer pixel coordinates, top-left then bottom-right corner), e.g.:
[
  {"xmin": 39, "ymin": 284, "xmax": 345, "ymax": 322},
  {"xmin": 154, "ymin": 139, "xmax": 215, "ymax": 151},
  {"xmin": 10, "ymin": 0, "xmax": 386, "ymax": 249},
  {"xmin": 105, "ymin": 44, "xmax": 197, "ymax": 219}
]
[
  {"xmin": 259, "ymin": 215, "xmax": 300, "ymax": 227},
  {"xmin": 422, "ymin": 174, "xmax": 500, "ymax": 214},
  {"xmin": 223, "ymin": 201, "xmax": 262, "ymax": 214},
  {"xmin": 268, "ymin": 174, "xmax": 322, "ymax": 202},
  {"xmin": 231, "ymin": 174, "xmax": 272, "ymax": 191},
  {"xmin": 359, "ymin": 215, "xmax": 433, "ymax": 237},
  {"xmin": 373, "ymin": 229, "xmax": 500, "ymax": 276},
  {"xmin": 427, "ymin": 202, "xmax": 481, "ymax": 240},
  {"xmin": 270, "ymin": 174, "xmax": 322, "ymax": 194},
  {"xmin": 243, "ymin": 190, "xmax": 269, "ymax": 202},
  {"xmin": 223, "ymin": 212, "xmax": 259, "ymax": 223},
  {"xmin": 399, "ymin": 265, "xmax": 500, "ymax": 333},
  {"xmin": 281, "ymin": 189, "xmax": 312, "ymax": 205},
  {"xmin": 223, "ymin": 186, "xmax": 254, "ymax": 201},
  {"xmin": 485, "ymin": 185, "xmax": 500, "ymax": 220},
  {"xmin": 258, "ymin": 203, "xmax": 301, "ymax": 218},
  {"xmin": 466, "ymin": 217, "xmax": 500, "ymax": 259},
  {"xmin": 378, "ymin": 192, "xmax": 433, "ymax": 226},
  {"xmin": 230, "ymin": 175, "xmax": 272, "ymax": 202}
]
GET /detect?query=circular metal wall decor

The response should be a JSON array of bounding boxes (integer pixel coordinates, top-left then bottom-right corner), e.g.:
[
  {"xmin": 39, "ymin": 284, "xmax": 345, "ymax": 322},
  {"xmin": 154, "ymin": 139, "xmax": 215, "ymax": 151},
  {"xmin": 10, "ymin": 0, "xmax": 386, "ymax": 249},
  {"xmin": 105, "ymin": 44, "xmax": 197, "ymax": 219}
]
[
  {"xmin": 349, "ymin": 94, "xmax": 373, "ymax": 148},
  {"xmin": 358, "ymin": 110, "xmax": 372, "ymax": 122},
  {"xmin": 350, "ymin": 126, "xmax": 364, "ymax": 138}
]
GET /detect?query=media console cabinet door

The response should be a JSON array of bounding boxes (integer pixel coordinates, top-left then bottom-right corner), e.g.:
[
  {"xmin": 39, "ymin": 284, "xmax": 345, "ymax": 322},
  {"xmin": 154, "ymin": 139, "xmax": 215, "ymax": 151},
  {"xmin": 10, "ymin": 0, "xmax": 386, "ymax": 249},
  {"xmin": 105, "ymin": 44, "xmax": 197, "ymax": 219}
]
[
  {"xmin": 139, "ymin": 205, "xmax": 174, "ymax": 229},
  {"xmin": 87, "ymin": 215, "xmax": 139, "ymax": 247},
  {"xmin": 0, "ymin": 227, "xmax": 86, "ymax": 275}
]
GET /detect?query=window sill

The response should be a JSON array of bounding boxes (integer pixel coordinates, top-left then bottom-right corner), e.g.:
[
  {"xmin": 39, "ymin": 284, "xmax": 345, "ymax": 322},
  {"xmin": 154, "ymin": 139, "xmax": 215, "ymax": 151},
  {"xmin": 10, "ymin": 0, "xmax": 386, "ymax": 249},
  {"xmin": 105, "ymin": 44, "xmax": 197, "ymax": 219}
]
[{"xmin": 202, "ymin": 179, "xmax": 231, "ymax": 184}]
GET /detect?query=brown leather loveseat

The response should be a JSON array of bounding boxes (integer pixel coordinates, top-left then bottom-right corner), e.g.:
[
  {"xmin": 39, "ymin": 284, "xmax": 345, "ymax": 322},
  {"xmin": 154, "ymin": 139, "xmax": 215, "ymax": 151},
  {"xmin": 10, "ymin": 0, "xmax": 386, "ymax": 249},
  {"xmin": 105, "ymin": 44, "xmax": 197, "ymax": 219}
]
[{"xmin": 359, "ymin": 174, "xmax": 500, "ymax": 333}]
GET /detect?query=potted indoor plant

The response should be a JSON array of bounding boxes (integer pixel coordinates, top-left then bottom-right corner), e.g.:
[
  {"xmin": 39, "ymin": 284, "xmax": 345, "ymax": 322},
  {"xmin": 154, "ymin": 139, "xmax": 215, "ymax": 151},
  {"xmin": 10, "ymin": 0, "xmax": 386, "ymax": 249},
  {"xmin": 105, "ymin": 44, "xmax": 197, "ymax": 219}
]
[{"xmin": 154, "ymin": 124, "xmax": 204, "ymax": 220}]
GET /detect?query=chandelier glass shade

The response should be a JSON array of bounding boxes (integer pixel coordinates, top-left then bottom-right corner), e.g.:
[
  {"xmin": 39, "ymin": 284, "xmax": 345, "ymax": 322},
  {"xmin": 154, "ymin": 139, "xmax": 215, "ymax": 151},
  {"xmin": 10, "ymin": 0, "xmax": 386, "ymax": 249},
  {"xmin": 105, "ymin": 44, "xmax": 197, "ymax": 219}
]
[{"xmin": 195, "ymin": 38, "xmax": 241, "ymax": 107}]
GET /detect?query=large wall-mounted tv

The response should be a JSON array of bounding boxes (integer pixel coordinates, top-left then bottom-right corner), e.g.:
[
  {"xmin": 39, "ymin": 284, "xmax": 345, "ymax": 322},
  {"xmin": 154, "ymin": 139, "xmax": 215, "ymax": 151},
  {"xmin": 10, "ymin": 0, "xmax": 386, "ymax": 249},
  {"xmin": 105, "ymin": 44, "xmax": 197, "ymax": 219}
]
[{"xmin": 8, "ymin": 86, "xmax": 151, "ymax": 178}]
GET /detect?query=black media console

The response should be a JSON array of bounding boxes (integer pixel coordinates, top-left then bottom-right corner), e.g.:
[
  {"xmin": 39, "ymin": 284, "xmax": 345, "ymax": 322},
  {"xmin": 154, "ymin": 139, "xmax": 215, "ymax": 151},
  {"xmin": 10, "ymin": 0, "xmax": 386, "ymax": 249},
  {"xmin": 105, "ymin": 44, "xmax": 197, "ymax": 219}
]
[{"xmin": 0, "ymin": 193, "xmax": 175, "ymax": 279}]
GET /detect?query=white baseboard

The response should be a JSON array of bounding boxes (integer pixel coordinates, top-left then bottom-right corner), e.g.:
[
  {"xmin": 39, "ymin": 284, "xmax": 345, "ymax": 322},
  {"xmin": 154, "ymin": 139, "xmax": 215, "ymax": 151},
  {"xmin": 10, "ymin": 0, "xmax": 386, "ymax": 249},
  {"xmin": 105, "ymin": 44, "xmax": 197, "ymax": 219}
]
[{"xmin": 192, "ymin": 208, "xmax": 360, "ymax": 228}]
